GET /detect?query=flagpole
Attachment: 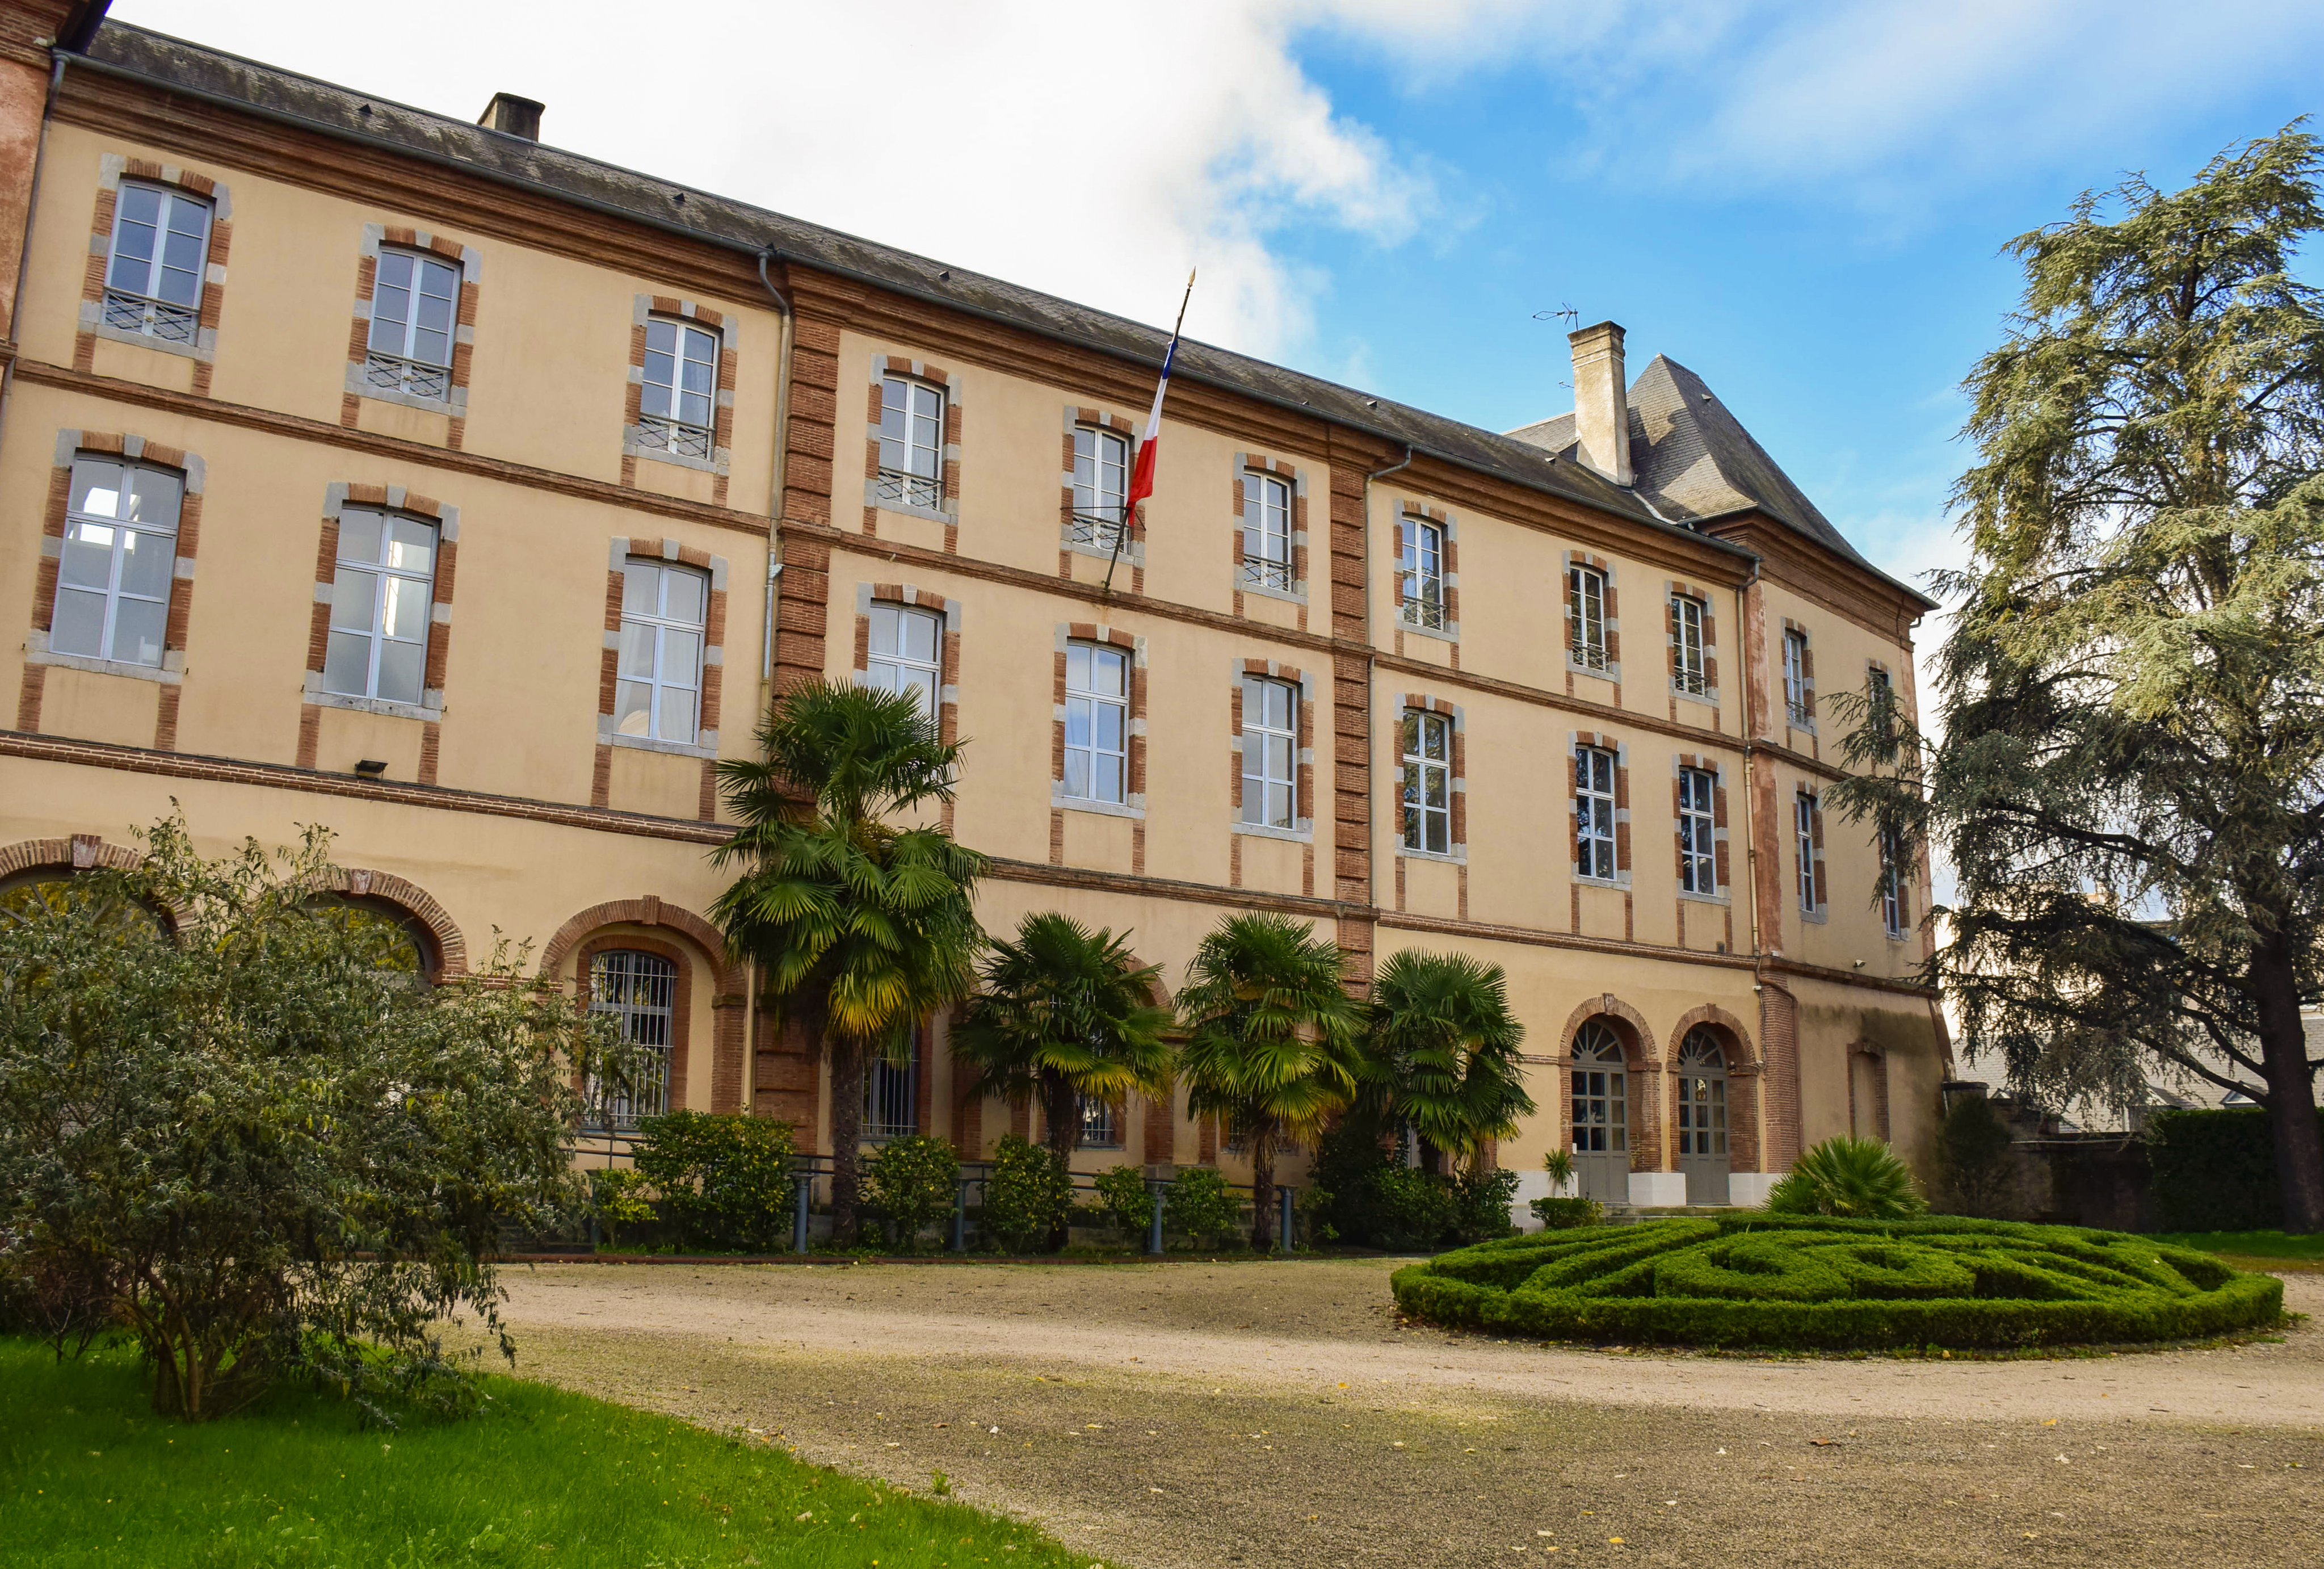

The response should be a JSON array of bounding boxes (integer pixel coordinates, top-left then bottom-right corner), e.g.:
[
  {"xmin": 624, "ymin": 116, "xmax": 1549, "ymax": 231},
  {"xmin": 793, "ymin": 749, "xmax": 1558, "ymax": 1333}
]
[{"xmin": 1103, "ymin": 268, "xmax": 1196, "ymax": 597}]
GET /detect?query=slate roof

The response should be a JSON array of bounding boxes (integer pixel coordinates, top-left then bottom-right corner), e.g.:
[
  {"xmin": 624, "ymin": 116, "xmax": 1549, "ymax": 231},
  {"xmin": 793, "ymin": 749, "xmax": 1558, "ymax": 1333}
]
[{"xmin": 73, "ymin": 20, "xmax": 1917, "ymax": 597}]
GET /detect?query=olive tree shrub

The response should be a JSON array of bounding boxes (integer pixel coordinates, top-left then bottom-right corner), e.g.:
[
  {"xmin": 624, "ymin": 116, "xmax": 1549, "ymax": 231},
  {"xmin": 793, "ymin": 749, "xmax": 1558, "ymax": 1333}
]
[{"xmin": 0, "ymin": 819, "xmax": 632, "ymax": 1422}]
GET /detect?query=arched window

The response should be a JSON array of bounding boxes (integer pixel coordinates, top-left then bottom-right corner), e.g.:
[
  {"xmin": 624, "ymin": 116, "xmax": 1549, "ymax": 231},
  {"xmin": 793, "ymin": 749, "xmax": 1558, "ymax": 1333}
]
[
  {"xmin": 589, "ymin": 949, "xmax": 675, "ymax": 1129},
  {"xmin": 307, "ymin": 893, "xmax": 434, "ymax": 984},
  {"xmin": 0, "ymin": 867, "xmax": 166, "ymax": 942},
  {"xmin": 1675, "ymin": 1027, "xmax": 1730, "ymax": 1205}
]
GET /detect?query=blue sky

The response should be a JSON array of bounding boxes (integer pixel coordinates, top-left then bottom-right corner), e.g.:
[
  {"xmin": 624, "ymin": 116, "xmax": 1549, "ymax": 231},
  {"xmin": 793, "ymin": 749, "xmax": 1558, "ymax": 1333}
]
[{"xmin": 117, "ymin": 1, "xmax": 2324, "ymax": 609}]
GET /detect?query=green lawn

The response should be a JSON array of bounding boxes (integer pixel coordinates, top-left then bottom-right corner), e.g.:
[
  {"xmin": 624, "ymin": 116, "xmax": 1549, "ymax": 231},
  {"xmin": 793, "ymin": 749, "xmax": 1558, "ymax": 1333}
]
[
  {"xmin": 2150, "ymin": 1230, "xmax": 2324, "ymax": 1270},
  {"xmin": 0, "ymin": 1337, "xmax": 1106, "ymax": 1569}
]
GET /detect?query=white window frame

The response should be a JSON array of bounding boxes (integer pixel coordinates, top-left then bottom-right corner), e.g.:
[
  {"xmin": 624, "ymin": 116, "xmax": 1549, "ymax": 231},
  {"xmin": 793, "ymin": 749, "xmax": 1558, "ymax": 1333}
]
[
  {"xmin": 1569, "ymin": 564, "xmax": 1607, "ymax": 670},
  {"xmin": 640, "ymin": 316, "xmax": 718, "ymax": 460},
  {"xmin": 1678, "ymin": 766, "xmax": 1717, "ymax": 895},
  {"xmin": 1071, "ymin": 425, "xmax": 1131, "ymax": 549},
  {"xmin": 50, "ymin": 455, "xmax": 183, "ymax": 670},
  {"xmin": 102, "ymin": 181, "xmax": 211, "ymax": 346},
  {"xmin": 1400, "ymin": 518, "xmax": 1445, "ymax": 630},
  {"xmin": 1783, "ymin": 628, "xmax": 1812, "ymax": 726},
  {"xmin": 1670, "ymin": 593, "xmax": 1707, "ymax": 696},
  {"xmin": 1241, "ymin": 676, "xmax": 1297, "ymax": 829},
  {"xmin": 877, "ymin": 375, "xmax": 945, "ymax": 510},
  {"xmin": 1576, "ymin": 744, "xmax": 1617, "ymax": 882},
  {"xmin": 1796, "ymin": 792, "xmax": 1821, "ymax": 912},
  {"xmin": 615, "ymin": 559, "xmax": 708, "ymax": 746},
  {"xmin": 1062, "ymin": 639, "xmax": 1130, "ymax": 804},
  {"xmin": 1400, "ymin": 709, "xmax": 1452, "ymax": 855},
  {"xmin": 322, "ymin": 508, "xmax": 438, "ymax": 707},
  {"xmin": 1241, "ymin": 470, "xmax": 1293, "ymax": 591},
  {"xmin": 363, "ymin": 246, "xmax": 460, "ymax": 401},
  {"xmin": 867, "ymin": 602, "xmax": 943, "ymax": 724},
  {"xmin": 1882, "ymin": 827, "xmax": 1910, "ymax": 938}
]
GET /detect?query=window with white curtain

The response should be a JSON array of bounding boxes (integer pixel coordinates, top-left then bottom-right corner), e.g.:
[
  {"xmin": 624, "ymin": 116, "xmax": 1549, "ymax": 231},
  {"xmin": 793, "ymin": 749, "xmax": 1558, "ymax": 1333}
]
[
  {"xmin": 866, "ymin": 603, "xmax": 942, "ymax": 723},
  {"xmin": 51, "ymin": 456, "xmax": 183, "ymax": 669},
  {"xmin": 640, "ymin": 316, "xmax": 718, "ymax": 459},
  {"xmin": 615, "ymin": 559, "xmax": 707, "ymax": 744},
  {"xmin": 322, "ymin": 509, "xmax": 436, "ymax": 706},
  {"xmin": 876, "ymin": 375, "xmax": 945, "ymax": 509}
]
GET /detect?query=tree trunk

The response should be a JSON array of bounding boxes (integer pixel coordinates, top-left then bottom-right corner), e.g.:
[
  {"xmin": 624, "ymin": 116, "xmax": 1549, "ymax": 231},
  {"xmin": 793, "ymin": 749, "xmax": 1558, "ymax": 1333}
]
[
  {"xmin": 2251, "ymin": 937, "xmax": 2324, "ymax": 1233},
  {"xmin": 828, "ymin": 1031, "xmax": 864, "ymax": 1245},
  {"xmin": 1043, "ymin": 1071, "xmax": 1079, "ymax": 1252},
  {"xmin": 1249, "ymin": 1123, "xmax": 1277, "ymax": 1252}
]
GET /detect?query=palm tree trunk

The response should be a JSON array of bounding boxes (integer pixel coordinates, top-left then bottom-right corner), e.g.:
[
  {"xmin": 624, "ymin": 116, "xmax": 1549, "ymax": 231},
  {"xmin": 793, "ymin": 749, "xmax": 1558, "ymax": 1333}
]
[
  {"xmin": 829, "ymin": 1031, "xmax": 865, "ymax": 1244},
  {"xmin": 1043, "ymin": 1071, "xmax": 1079, "ymax": 1251},
  {"xmin": 1249, "ymin": 1122, "xmax": 1277, "ymax": 1252}
]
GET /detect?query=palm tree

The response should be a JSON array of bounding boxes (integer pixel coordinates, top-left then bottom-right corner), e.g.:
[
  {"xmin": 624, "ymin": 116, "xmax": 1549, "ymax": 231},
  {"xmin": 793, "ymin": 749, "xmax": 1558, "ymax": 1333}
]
[
  {"xmin": 952, "ymin": 912, "xmax": 1174, "ymax": 1248},
  {"xmin": 711, "ymin": 681, "xmax": 986, "ymax": 1243},
  {"xmin": 1175, "ymin": 913, "xmax": 1365, "ymax": 1251},
  {"xmin": 1367, "ymin": 950, "xmax": 1534, "ymax": 1175}
]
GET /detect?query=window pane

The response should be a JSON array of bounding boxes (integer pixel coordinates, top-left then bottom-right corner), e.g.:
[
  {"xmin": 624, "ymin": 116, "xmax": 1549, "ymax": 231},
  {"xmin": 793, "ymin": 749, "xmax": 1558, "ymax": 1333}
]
[
  {"xmin": 1065, "ymin": 641, "xmax": 1090, "ymax": 691},
  {"xmin": 379, "ymin": 576, "xmax": 428, "ymax": 641},
  {"xmin": 623, "ymin": 561, "xmax": 661, "ymax": 617},
  {"xmin": 647, "ymin": 319, "xmax": 676, "ymax": 355},
  {"xmin": 117, "ymin": 530, "xmax": 173, "ymax": 600},
  {"xmin": 661, "ymin": 628, "xmax": 700, "ymax": 683},
  {"xmin": 1097, "ymin": 754, "xmax": 1123, "ymax": 802},
  {"xmin": 322, "ymin": 630, "xmax": 370, "ymax": 695},
  {"xmin": 1093, "ymin": 700, "xmax": 1123, "ymax": 751},
  {"xmin": 641, "ymin": 377, "xmax": 672, "ymax": 419},
  {"xmin": 109, "ymin": 596, "xmax": 165, "ymax": 665},
  {"xmin": 615, "ymin": 680, "xmax": 653, "ymax": 736},
  {"xmin": 1095, "ymin": 648, "xmax": 1127, "ymax": 695},
  {"xmin": 60, "ymin": 524, "xmax": 114, "ymax": 590},
  {"xmin": 123, "ymin": 468, "xmax": 183, "ymax": 528},
  {"xmin": 657, "ymin": 683, "xmax": 696, "ymax": 744},
  {"xmin": 619, "ymin": 620, "xmax": 657, "ymax": 680},
  {"xmin": 900, "ymin": 608, "xmax": 937, "ymax": 662},
  {"xmin": 385, "ymin": 518, "xmax": 434, "ymax": 573},
  {"xmin": 376, "ymin": 638, "xmax": 425, "ymax": 704},
  {"xmin": 1061, "ymin": 751, "xmax": 1089, "ymax": 798},
  {"xmin": 338, "ymin": 510, "xmax": 384, "ymax": 565},
  {"xmin": 662, "ymin": 569, "xmax": 705, "ymax": 626},
  {"xmin": 51, "ymin": 588, "xmax": 105, "ymax": 657},
  {"xmin": 330, "ymin": 569, "xmax": 378, "ymax": 632},
  {"xmin": 72, "ymin": 462, "xmax": 125, "ymax": 519},
  {"xmin": 1064, "ymin": 697, "xmax": 1090, "ymax": 748},
  {"xmin": 1265, "ymin": 735, "xmax": 1292, "ymax": 781}
]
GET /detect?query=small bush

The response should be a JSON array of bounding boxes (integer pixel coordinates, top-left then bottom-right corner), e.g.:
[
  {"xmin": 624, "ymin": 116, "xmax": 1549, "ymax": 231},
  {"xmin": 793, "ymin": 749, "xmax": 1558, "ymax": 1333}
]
[
  {"xmin": 864, "ymin": 1136, "xmax": 960, "ymax": 1252},
  {"xmin": 1767, "ymin": 1135, "xmax": 1927, "ymax": 1220},
  {"xmin": 632, "ymin": 1111, "xmax": 797, "ymax": 1253},
  {"xmin": 1163, "ymin": 1166, "xmax": 1242, "ymax": 1250},
  {"xmin": 1530, "ymin": 1195, "xmax": 1603, "ymax": 1230},
  {"xmin": 588, "ymin": 1167, "xmax": 658, "ymax": 1250},
  {"xmin": 1390, "ymin": 1214, "xmax": 2283, "ymax": 1349},
  {"xmin": 1092, "ymin": 1164, "xmax": 1156, "ymax": 1246},
  {"xmin": 1449, "ymin": 1166, "xmax": 1520, "ymax": 1244},
  {"xmin": 978, "ymin": 1136, "xmax": 1074, "ymax": 1253}
]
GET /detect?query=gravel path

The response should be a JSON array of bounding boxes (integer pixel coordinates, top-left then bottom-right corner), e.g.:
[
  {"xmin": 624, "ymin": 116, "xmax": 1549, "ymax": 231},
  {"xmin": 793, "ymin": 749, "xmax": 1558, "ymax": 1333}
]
[{"xmin": 494, "ymin": 1259, "xmax": 2324, "ymax": 1568}]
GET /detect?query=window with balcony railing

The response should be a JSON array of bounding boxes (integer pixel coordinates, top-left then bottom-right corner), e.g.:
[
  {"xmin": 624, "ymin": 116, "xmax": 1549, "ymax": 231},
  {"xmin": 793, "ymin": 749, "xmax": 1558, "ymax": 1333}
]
[
  {"xmin": 363, "ymin": 247, "xmax": 459, "ymax": 401},
  {"xmin": 639, "ymin": 316, "xmax": 717, "ymax": 460},
  {"xmin": 102, "ymin": 182, "xmax": 210, "ymax": 346},
  {"xmin": 1069, "ymin": 423, "xmax": 1131, "ymax": 549},
  {"xmin": 876, "ymin": 375, "xmax": 945, "ymax": 509}
]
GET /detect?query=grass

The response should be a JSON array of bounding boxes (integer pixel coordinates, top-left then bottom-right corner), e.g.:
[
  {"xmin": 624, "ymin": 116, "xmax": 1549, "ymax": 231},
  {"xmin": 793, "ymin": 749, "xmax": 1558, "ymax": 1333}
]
[
  {"xmin": 0, "ymin": 1336, "xmax": 1107, "ymax": 1569},
  {"xmin": 2150, "ymin": 1230, "xmax": 2324, "ymax": 1272}
]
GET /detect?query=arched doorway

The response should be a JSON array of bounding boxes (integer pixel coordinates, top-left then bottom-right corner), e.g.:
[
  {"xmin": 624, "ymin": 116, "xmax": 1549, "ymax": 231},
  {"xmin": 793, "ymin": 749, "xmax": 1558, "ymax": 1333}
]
[
  {"xmin": 1675, "ymin": 1027, "xmax": 1730, "ymax": 1205},
  {"xmin": 1570, "ymin": 1020, "xmax": 1629, "ymax": 1202}
]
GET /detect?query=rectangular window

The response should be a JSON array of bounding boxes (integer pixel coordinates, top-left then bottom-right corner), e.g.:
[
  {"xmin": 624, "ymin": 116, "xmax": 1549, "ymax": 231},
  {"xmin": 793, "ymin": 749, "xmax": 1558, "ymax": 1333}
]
[
  {"xmin": 322, "ymin": 508, "xmax": 436, "ymax": 706},
  {"xmin": 1241, "ymin": 470, "xmax": 1293, "ymax": 591},
  {"xmin": 364, "ymin": 247, "xmax": 460, "ymax": 401},
  {"xmin": 1670, "ymin": 594, "xmax": 1707, "ymax": 695},
  {"xmin": 102, "ymin": 182, "xmax": 210, "ymax": 345},
  {"xmin": 1796, "ymin": 793, "xmax": 1821, "ymax": 912},
  {"xmin": 1576, "ymin": 744, "xmax": 1617, "ymax": 881},
  {"xmin": 1400, "ymin": 518, "xmax": 1445, "ymax": 630},
  {"xmin": 867, "ymin": 603, "xmax": 942, "ymax": 723},
  {"xmin": 877, "ymin": 376, "xmax": 945, "ymax": 510},
  {"xmin": 640, "ymin": 317, "xmax": 718, "ymax": 460},
  {"xmin": 1400, "ymin": 709, "xmax": 1452, "ymax": 854},
  {"xmin": 1678, "ymin": 766, "xmax": 1717, "ymax": 895},
  {"xmin": 1070, "ymin": 425, "xmax": 1131, "ymax": 548},
  {"xmin": 1569, "ymin": 565, "xmax": 1607, "ymax": 670},
  {"xmin": 1783, "ymin": 628, "xmax": 1812, "ymax": 725},
  {"xmin": 1882, "ymin": 827, "xmax": 1909, "ymax": 938},
  {"xmin": 1062, "ymin": 640, "xmax": 1130, "ymax": 804},
  {"xmin": 586, "ymin": 949, "xmax": 674, "ymax": 1130},
  {"xmin": 1241, "ymin": 676, "xmax": 1297, "ymax": 829},
  {"xmin": 1078, "ymin": 1094, "xmax": 1121, "ymax": 1150},
  {"xmin": 614, "ymin": 559, "xmax": 707, "ymax": 744},
  {"xmin": 864, "ymin": 1040, "xmax": 918, "ymax": 1140},
  {"xmin": 51, "ymin": 456, "xmax": 183, "ymax": 669}
]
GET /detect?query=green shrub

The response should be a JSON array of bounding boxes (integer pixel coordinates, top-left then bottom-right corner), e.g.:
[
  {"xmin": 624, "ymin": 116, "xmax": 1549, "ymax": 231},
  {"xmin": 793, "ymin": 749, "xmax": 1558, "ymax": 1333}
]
[
  {"xmin": 864, "ymin": 1135, "xmax": 960, "ymax": 1252},
  {"xmin": 1530, "ymin": 1195, "xmax": 1602, "ymax": 1230},
  {"xmin": 632, "ymin": 1110, "xmax": 797, "ymax": 1253},
  {"xmin": 1390, "ymin": 1214, "xmax": 2283, "ymax": 1349},
  {"xmin": 1449, "ymin": 1166, "xmax": 1521, "ymax": 1243},
  {"xmin": 1092, "ymin": 1164, "xmax": 1157, "ymax": 1245},
  {"xmin": 2148, "ymin": 1108, "xmax": 2318, "ymax": 1232},
  {"xmin": 978, "ymin": 1135, "xmax": 1074, "ymax": 1253},
  {"xmin": 1766, "ymin": 1135, "xmax": 1928, "ymax": 1219},
  {"xmin": 1163, "ymin": 1165, "xmax": 1242, "ymax": 1250},
  {"xmin": 1935, "ymin": 1096, "xmax": 2017, "ymax": 1218},
  {"xmin": 587, "ymin": 1167, "xmax": 658, "ymax": 1250}
]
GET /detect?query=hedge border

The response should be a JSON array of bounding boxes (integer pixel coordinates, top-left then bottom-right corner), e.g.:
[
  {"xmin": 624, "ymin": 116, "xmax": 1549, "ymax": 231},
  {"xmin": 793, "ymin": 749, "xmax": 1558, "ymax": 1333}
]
[{"xmin": 1390, "ymin": 1215, "xmax": 2285, "ymax": 1350}]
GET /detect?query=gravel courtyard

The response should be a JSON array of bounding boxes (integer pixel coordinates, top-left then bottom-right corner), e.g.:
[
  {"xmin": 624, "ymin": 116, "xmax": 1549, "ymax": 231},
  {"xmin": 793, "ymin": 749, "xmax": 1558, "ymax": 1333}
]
[{"xmin": 493, "ymin": 1258, "xmax": 2324, "ymax": 1568}]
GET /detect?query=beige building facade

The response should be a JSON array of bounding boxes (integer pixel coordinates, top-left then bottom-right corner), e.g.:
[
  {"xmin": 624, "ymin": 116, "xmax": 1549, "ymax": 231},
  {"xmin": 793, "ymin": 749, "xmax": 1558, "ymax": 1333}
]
[{"xmin": 0, "ymin": 4, "xmax": 1947, "ymax": 1210}]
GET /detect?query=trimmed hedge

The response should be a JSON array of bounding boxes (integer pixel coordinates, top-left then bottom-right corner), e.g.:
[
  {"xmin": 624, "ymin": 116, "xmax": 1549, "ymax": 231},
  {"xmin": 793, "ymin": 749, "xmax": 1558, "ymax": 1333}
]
[
  {"xmin": 1390, "ymin": 1214, "xmax": 2283, "ymax": 1350},
  {"xmin": 2148, "ymin": 1108, "xmax": 2318, "ymax": 1232}
]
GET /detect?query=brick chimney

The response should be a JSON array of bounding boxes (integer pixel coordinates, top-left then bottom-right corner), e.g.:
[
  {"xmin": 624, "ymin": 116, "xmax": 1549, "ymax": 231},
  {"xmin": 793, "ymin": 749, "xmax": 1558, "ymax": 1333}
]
[
  {"xmin": 477, "ymin": 92, "xmax": 543, "ymax": 142},
  {"xmin": 1567, "ymin": 320, "xmax": 1633, "ymax": 486}
]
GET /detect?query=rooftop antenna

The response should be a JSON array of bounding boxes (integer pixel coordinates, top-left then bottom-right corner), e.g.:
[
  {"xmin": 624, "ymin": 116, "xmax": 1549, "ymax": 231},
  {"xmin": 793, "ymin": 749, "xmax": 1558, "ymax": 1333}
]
[{"xmin": 1534, "ymin": 304, "xmax": 1579, "ymax": 387}]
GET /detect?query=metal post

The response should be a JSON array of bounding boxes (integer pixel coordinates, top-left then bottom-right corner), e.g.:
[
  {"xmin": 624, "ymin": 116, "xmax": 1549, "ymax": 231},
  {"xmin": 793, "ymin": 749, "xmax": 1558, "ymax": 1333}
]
[
  {"xmin": 1279, "ymin": 1185, "xmax": 1295, "ymax": 1253},
  {"xmin": 952, "ymin": 1178, "xmax": 969, "ymax": 1253},
  {"xmin": 793, "ymin": 1171, "xmax": 811, "ymax": 1255},
  {"xmin": 1148, "ymin": 1187, "xmax": 1165, "ymax": 1257}
]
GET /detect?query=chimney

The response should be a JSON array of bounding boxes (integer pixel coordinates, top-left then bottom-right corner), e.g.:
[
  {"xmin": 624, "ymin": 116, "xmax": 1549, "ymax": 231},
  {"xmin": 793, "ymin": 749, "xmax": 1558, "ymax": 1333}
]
[
  {"xmin": 1567, "ymin": 320, "xmax": 1633, "ymax": 487},
  {"xmin": 477, "ymin": 93, "xmax": 544, "ymax": 142}
]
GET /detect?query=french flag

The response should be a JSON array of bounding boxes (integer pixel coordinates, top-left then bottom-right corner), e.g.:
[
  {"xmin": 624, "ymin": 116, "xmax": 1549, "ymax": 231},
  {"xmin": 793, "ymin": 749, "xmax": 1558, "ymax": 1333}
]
[{"xmin": 1125, "ymin": 270, "xmax": 1196, "ymax": 518}]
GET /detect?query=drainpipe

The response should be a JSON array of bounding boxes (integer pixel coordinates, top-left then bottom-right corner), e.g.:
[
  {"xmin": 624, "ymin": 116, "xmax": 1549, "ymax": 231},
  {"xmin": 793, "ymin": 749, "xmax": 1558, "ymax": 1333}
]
[
  {"xmin": 0, "ymin": 53, "xmax": 69, "ymax": 469},
  {"xmin": 744, "ymin": 246, "xmax": 797, "ymax": 1115},
  {"xmin": 1358, "ymin": 445, "xmax": 1413, "ymax": 926}
]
